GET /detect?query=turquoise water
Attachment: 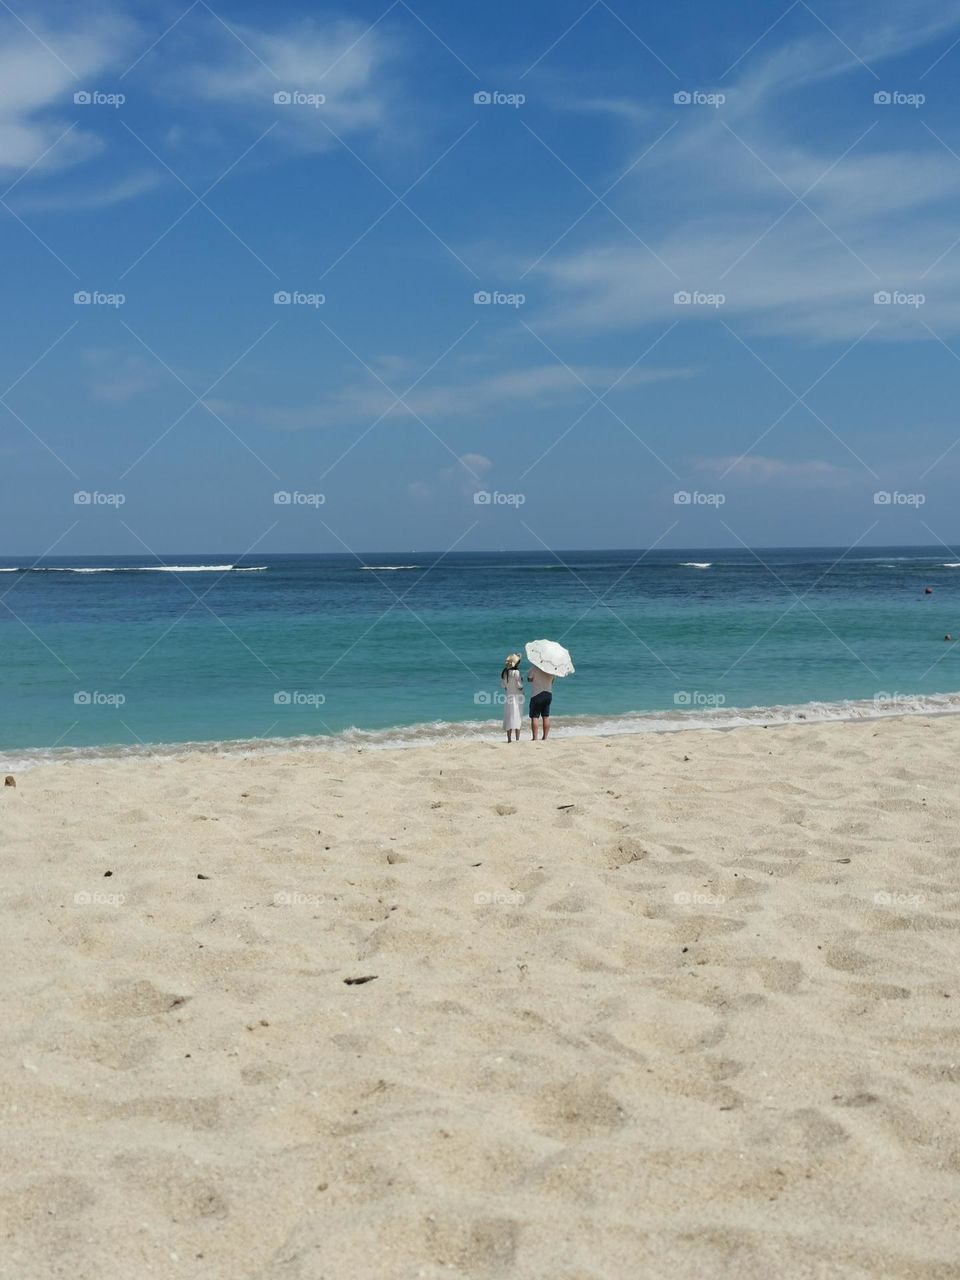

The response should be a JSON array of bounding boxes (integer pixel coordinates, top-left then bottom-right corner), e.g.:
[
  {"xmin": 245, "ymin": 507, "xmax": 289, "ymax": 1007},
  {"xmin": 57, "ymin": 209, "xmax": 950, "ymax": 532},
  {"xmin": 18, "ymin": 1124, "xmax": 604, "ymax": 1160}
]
[{"xmin": 2, "ymin": 548, "xmax": 960, "ymax": 764}]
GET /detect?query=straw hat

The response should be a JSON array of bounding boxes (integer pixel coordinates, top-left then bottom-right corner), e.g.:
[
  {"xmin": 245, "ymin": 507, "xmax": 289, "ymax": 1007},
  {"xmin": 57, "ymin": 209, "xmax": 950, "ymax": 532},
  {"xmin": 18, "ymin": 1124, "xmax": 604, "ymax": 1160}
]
[{"xmin": 504, "ymin": 652, "xmax": 521, "ymax": 667}]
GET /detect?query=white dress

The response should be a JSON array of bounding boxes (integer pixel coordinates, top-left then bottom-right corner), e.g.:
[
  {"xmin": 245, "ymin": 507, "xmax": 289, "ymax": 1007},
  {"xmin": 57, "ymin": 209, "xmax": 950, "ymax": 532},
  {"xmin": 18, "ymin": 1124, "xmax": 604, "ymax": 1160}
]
[{"xmin": 501, "ymin": 668, "xmax": 523, "ymax": 730}]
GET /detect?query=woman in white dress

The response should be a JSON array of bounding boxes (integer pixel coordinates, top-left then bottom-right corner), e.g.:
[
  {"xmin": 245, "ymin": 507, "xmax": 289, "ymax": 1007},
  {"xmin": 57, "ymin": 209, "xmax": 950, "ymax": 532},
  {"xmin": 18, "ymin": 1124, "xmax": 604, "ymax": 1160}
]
[{"xmin": 500, "ymin": 653, "xmax": 523, "ymax": 742}]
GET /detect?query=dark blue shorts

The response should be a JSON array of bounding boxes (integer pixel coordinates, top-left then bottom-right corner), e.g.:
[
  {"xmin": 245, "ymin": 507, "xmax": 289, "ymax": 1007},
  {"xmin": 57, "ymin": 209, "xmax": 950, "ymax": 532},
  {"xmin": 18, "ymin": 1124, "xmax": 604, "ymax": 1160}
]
[{"xmin": 529, "ymin": 691, "xmax": 553, "ymax": 718}]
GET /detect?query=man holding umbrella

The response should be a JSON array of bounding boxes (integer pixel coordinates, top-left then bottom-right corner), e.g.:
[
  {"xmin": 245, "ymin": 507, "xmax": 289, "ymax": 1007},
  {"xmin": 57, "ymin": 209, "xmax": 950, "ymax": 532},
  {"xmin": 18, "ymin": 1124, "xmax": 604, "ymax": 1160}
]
[{"xmin": 525, "ymin": 639, "xmax": 574, "ymax": 742}]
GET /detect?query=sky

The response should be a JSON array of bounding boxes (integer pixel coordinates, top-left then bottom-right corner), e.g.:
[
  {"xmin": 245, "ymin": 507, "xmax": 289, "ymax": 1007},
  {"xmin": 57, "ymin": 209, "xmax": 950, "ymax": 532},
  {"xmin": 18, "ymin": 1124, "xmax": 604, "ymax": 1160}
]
[{"xmin": 4, "ymin": 0, "xmax": 960, "ymax": 555}]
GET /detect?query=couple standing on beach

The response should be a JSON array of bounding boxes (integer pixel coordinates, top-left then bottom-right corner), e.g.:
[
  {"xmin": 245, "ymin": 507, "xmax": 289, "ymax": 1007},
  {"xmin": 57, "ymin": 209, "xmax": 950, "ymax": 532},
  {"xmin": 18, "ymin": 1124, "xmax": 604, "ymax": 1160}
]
[{"xmin": 500, "ymin": 653, "xmax": 554, "ymax": 743}]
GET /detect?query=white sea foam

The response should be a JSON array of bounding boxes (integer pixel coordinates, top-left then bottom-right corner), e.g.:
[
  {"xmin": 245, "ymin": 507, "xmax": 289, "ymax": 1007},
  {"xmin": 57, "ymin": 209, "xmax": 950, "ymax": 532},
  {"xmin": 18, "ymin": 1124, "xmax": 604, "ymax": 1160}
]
[
  {"xmin": 360, "ymin": 565, "xmax": 420, "ymax": 571},
  {"xmin": 681, "ymin": 562, "xmax": 712, "ymax": 569},
  {"xmin": 7, "ymin": 692, "xmax": 960, "ymax": 773},
  {"xmin": 24, "ymin": 565, "xmax": 267, "ymax": 573}
]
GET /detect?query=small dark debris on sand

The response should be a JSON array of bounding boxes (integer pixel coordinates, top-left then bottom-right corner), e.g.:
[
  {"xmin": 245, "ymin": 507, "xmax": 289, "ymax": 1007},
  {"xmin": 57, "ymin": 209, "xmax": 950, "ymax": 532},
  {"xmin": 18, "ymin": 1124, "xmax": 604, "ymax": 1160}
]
[{"xmin": 344, "ymin": 975, "xmax": 378, "ymax": 986}]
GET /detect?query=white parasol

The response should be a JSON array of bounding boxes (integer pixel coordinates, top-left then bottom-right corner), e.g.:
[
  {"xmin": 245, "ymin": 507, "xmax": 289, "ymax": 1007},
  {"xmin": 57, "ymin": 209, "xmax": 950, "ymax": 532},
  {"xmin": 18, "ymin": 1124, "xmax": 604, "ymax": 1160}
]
[{"xmin": 525, "ymin": 639, "xmax": 575, "ymax": 677}]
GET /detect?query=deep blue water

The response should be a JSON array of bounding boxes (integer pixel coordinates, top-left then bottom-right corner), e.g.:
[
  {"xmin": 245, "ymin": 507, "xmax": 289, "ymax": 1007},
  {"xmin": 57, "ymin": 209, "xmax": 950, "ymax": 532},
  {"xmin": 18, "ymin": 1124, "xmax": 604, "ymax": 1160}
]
[{"xmin": 2, "ymin": 547, "xmax": 960, "ymax": 761}]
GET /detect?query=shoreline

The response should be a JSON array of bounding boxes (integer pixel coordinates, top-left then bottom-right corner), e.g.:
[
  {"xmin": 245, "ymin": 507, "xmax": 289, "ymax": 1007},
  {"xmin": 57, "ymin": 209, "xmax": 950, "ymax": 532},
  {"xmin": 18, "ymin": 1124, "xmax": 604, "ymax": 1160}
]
[{"xmin": 5, "ymin": 688, "xmax": 960, "ymax": 773}]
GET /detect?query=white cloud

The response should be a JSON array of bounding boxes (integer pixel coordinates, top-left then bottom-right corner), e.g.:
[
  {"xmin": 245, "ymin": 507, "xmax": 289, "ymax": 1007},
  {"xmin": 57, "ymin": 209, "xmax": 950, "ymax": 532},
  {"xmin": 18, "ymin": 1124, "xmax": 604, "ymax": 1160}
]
[
  {"xmin": 0, "ymin": 10, "xmax": 403, "ymax": 210},
  {"xmin": 173, "ymin": 17, "xmax": 402, "ymax": 149},
  {"xmin": 81, "ymin": 348, "xmax": 164, "ymax": 403},
  {"xmin": 407, "ymin": 452, "xmax": 493, "ymax": 503},
  {"xmin": 0, "ymin": 13, "xmax": 136, "ymax": 174},
  {"xmin": 14, "ymin": 170, "xmax": 161, "ymax": 212},
  {"xmin": 459, "ymin": 452, "xmax": 492, "ymax": 473},
  {"xmin": 208, "ymin": 361, "xmax": 693, "ymax": 431},
  {"xmin": 695, "ymin": 454, "xmax": 854, "ymax": 485},
  {"xmin": 528, "ymin": 0, "xmax": 960, "ymax": 342}
]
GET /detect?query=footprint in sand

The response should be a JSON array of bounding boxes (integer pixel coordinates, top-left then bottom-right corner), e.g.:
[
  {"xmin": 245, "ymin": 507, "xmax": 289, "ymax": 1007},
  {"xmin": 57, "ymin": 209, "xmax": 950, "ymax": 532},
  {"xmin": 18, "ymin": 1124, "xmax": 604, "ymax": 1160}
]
[
  {"xmin": 82, "ymin": 980, "xmax": 190, "ymax": 1021},
  {"xmin": 601, "ymin": 838, "xmax": 648, "ymax": 869},
  {"xmin": 822, "ymin": 944, "xmax": 875, "ymax": 972},
  {"xmin": 531, "ymin": 1079, "xmax": 628, "ymax": 1141},
  {"xmin": 0, "ymin": 1175, "xmax": 96, "ymax": 1232},
  {"xmin": 422, "ymin": 1214, "xmax": 522, "ymax": 1274}
]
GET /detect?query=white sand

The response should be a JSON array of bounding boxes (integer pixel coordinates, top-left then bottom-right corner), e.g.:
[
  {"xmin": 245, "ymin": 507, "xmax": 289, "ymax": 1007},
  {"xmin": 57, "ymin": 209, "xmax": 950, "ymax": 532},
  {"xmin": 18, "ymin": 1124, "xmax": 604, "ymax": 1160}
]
[{"xmin": 3, "ymin": 715, "xmax": 960, "ymax": 1279}]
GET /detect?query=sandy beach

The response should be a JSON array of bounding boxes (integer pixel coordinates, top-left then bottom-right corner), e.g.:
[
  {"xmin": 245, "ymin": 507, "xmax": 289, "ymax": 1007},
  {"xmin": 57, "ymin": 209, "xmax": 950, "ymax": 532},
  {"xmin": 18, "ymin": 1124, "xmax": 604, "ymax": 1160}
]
[{"xmin": 3, "ymin": 715, "xmax": 960, "ymax": 1279}]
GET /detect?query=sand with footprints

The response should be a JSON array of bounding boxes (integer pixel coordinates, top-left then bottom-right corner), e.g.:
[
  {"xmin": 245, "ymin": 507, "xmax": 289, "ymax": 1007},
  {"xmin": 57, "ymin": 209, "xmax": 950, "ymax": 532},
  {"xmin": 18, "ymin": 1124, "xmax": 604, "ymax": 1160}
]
[{"xmin": 3, "ymin": 715, "xmax": 960, "ymax": 1278}]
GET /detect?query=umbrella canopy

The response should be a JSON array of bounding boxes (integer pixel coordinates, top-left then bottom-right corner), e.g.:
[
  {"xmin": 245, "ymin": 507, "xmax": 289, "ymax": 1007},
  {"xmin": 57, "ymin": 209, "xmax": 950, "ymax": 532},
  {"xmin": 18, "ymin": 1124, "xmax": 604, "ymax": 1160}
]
[{"xmin": 525, "ymin": 639, "xmax": 575, "ymax": 678}]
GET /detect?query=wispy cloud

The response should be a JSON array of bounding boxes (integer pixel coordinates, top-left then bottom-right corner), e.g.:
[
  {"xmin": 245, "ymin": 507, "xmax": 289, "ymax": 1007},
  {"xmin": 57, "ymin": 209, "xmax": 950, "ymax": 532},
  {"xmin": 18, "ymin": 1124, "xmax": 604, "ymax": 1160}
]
[
  {"xmin": 14, "ymin": 169, "xmax": 161, "ymax": 211},
  {"xmin": 0, "ymin": 11, "xmax": 136, "ymax": 174},
  {"xmin": 169, "ymin": 16, "xmax": 404, "ymax": 150},
  {"xmin": 81, "ymin": 348, "xmax": 165, "ymax": 403},
  {"xmin": 208, "ymin": 360, "xmax": 693, "ymax": 430},
  {"xmin": 695, "ymin": 454, "xmax": 854, "ymax": 484},
  {"xmin": 528, "ymin": 0, "xmax": 960, "ymax": 341},
  {"xmin": 409, "ymin": 451, "xmax": 492, "ymax": 501},
  {"xmin": 0, "ymin": 9, "xmax": 404, "ymax": 210}
]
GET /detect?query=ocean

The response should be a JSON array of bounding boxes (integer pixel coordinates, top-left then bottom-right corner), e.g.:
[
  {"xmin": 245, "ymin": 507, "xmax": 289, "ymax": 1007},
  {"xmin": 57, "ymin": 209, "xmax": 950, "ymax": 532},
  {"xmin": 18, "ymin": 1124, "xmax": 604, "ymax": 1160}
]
[{"xmin": 3, "ymin": 547, "xmax": 960, "ymax": 767}]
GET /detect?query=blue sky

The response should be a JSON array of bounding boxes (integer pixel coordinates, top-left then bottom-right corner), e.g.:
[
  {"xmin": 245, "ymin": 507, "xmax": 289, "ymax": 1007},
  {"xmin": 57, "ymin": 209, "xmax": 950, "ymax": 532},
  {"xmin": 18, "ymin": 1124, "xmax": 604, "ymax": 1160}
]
[{"xmin": 4, "ymin": 0, "xmax": 960, "ymax": 555}]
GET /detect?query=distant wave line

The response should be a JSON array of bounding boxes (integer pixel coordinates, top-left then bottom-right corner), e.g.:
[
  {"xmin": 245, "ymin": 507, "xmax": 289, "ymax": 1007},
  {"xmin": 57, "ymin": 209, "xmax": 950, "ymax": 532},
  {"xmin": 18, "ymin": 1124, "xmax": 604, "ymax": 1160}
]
[{"xmin": 0, "ymin": 564, "xmax": 269, "ymax": 574}]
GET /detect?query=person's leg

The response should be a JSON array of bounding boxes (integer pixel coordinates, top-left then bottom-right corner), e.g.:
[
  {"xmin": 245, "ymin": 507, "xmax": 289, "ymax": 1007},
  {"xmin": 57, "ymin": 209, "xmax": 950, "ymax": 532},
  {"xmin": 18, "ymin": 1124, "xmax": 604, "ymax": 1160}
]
[
  {"xmin": 530, "ymin": 714, "xmax": 539, "ymax": 741},
  {"xmin": 541, "ymin": 714, "xmax": 551, "ymax": 740}
]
